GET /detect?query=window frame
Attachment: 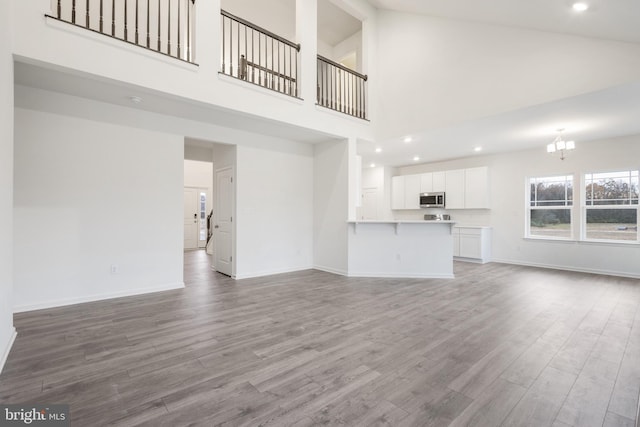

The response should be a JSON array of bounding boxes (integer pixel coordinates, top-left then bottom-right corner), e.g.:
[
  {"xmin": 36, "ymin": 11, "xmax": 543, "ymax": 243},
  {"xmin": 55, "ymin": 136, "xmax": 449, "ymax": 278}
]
[
  {"xmin": 525, "ymin": 174, "xmax": 575, "ymax": 241},
  {"xmin": 581, "ymin": 169, "xmax": 639, "ymax": 244}
]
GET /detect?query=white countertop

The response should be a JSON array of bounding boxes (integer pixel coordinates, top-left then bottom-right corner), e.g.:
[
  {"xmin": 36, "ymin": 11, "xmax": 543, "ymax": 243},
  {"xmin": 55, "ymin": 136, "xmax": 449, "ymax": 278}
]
[{"xmin": 348, "ymin": 220, "xmax": 456, "ymax": 224}]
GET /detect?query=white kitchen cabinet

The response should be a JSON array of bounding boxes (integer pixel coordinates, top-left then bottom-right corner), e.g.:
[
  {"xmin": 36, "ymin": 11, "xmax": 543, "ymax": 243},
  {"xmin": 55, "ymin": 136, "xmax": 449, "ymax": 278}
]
[
  {"xmin": 392, "ymin": 175, "xmax": 421, "ymax": 210},
  {"xmin": 453, "ymin": 226, "xmax": 491, "ymax": 263},
  {"xmin": 464, "ymin": 166, "xmax": 490, "ymax": 209},
  {"xmin": 392, "ymin": 167, "xmax": 489, "ymax": 210},
  {"xmin": 445, "ymin": 169, "xmax": 465, "ymax": 209},
  {"xmin": 404, "ymin": 175, "xmax": 421, "ymax": 209},
  {"xmin": 391, "ymin": 176, "xmax": 405, "ymax": 209},
  {"xmin": 420, "ymin": 173, "xmax": 433, "ymax": 193},
  {"xmin": 432, "ymin": 172, "xmax": 446, "ymax": 192}
]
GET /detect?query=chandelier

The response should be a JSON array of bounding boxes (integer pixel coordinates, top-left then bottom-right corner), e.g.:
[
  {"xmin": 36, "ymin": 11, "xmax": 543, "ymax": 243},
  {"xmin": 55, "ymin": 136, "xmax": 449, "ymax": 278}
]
[{"xmin": 546, "ymin": 128, "xmax": 575, "ymax": 160}]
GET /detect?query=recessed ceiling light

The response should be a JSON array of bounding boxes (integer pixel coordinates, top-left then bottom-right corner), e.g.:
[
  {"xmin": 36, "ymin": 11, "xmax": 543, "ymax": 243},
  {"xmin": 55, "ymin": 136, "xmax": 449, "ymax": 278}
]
[
  {"xmin": 404, "ymin": 137, "xmax": 413, "ymax": 143},
  {"xmin": 474, "ymin": 146, "xmax": 482, "ymax": 152},
  {"xmin": 413, "ymin": 156, "xmax": 420, "ymax": 162},
  {"xmin": 370, "ymin": 163, "xmax": 376, "ymax": 168},
  {"xmin": 375, "ymin": 148, "xmax": 382, "ymax": 153},
  {"xmin": 129, "ymin": 96, "xmax": 143, "ymax": 104},
  {"xmin": 572, "ymin": 2, "xmax": 588, "ymax": 12}
]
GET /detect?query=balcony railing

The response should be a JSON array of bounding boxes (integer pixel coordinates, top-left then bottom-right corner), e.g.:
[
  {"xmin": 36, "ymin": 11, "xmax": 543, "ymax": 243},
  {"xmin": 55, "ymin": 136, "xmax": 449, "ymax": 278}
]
[
  {"xmin": 220, "ymin": 10, "xmax": 300, "ymax": 98},
  {"xmin": 48, "ymin": 0, "xmax": 196, "ymax": 63},
  {"xmin": 317, "ymin": 55, "xmax": 367, "ymax": 120}
]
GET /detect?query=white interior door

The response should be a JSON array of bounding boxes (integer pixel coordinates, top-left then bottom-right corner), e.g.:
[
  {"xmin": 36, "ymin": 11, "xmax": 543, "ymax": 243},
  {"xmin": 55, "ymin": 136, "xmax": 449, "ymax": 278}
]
[
  {"xmin": 214, "ymin": 168, "xmax": 233, "ymax": 276},
  {"xmin": 184, "ymin": 188, "xmax": 198, "ymax": 250},
  {"xmin": 361, "ymin": 187, "xmax": 379, "ymax": 220}
]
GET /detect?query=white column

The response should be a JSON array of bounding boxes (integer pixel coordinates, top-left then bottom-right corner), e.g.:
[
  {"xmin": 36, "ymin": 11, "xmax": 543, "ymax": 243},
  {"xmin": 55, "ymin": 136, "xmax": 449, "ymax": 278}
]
[
  {"xmin": 296, "ymin": 0, "xmax": 318, "ymax": 103},
  {"xmin": 0, "ymin": 0, "xmax": 15, "ymax": 371},
  {"xmin": 347, "ymin": 136, "xmax": 359, "ymax": 221},
  {"xmin": 195, "ymin": 0, "xmax": 220, "ymax": 73}
]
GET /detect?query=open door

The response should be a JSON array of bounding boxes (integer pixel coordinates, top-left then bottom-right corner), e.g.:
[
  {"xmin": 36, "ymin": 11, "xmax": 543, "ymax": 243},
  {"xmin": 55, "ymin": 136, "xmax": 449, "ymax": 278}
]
[{"xmin": 214, "ymin": 167, "xmax": 233, "ymax": 276}]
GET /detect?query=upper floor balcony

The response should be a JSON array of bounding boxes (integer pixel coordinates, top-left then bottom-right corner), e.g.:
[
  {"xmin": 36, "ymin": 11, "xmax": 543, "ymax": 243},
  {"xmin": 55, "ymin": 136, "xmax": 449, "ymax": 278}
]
[{"xmin": 17, "ymin": 0, "xmax": 373, "ymax": 136}]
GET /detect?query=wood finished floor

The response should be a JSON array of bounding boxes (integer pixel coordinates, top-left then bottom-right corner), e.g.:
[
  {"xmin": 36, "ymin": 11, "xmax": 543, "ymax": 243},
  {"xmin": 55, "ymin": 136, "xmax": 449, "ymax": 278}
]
[{"xmin": 1, "ymin": 251, "xmax": 639, "ymax": 427}]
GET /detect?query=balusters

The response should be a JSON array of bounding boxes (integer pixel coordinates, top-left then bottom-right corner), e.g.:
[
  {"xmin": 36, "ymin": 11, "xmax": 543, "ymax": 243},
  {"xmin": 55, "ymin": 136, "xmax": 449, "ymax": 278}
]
[
  {"xmin": 157, "ymin": 0, "xmax": 161, "ymax": 51},
  {"xmin": 85, "ymin": 0, "xmax": 90, "ymax": 28},
  {"xmin": 167, "ymin": 0, "xmax": 171, "ymax": 55},
  {"xmin": 177, "ymin": 0, "xmax": 181, "ymax": 59},
  {"xmin": 146, "ymin": 0, "xmax": 150, "ymax": 48},
  {"xmin": 124, "ymin": 0, "xmax": 128, "ymax": 41},
  {"xmin": 135, "ymin": 0, "xmax": 139, "ymax": 45},
  {"xmin": 187, "ymin": 0, "xmax": 191, "ymax": 61},
  {"xmin": 316, "ymin": 56, "xmax": 367, "ymax": 119},
  {"xmin": 50, "ymin": 0, "xmax": 197, "ymax": 63},
  {"xmin": 222, "ymin": 15, "xmax": 226, "ymax": 74}
]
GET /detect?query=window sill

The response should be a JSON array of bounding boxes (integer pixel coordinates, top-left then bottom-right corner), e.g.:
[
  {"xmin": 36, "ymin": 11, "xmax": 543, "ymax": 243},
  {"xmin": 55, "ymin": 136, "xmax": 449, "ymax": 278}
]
[{"xmin": 524, "ymin": 237, "xmax": 639, "ymax": 247}]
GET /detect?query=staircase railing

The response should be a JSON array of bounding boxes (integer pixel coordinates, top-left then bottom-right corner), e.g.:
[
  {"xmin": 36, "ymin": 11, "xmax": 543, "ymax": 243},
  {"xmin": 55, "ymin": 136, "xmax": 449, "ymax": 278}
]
[
  {"xmin": 317, "ymin": 55, "xmax": 367, "ymax": 120},
  {"xmin": 220, "ymin": 10, "xmax": 300, "ymax": 98},
  {"xmin": 48, "ymin": 0, "xmax": 196, "ymax": 63}
]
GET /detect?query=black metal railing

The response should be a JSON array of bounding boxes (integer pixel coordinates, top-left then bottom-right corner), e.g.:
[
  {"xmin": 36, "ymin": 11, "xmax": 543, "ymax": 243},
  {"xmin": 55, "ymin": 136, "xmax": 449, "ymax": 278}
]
[
  {"xmin": 48, "ymin": 0, "xmax": 196, "ymax": 63},
  {"xmin": 220, "ymin": 10, "xmax": 300, "ymax": 98},
  {"xmin": 317, "ymin": 55, "xmax": 367, "ymax": 120}
]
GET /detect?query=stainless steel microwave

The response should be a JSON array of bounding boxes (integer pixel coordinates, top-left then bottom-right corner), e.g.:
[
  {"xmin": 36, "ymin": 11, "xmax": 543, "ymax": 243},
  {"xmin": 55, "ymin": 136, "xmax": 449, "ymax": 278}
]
[{"xmin": 420, "ymin": 192, "xmax": 445, "ymax": 208}]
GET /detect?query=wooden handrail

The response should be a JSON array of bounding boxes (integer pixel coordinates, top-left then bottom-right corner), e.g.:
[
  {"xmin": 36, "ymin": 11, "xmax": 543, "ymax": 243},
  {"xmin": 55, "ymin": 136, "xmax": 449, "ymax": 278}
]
[
  {"xmin": 221, "ymin": 9, "xmax": 300, "ymax": 51},
  {"xmin": 317, "ymin": 54, "xmax": 367, "ymax": 81}
]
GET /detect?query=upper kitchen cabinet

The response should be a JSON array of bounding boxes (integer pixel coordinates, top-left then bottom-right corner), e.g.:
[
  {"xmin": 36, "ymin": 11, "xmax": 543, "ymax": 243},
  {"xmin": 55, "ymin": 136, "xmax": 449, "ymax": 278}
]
[
  {"xmin": 420, "ymin": 171, "xmax": 445, "ymax": 193},
  {"xmin": 392, "ymin": 167, "xmax": 489, "ymax": 210},
  {"xmin": 464, "ymin": 166, "xmax": 490, "ymax": 209},
  {"xmin": 445, "ymin": 169, "xmax": 465, "ymax": 209},
  {"xmin": 391, "ymin": 174, "xmax": 421, "ymax": 210}
]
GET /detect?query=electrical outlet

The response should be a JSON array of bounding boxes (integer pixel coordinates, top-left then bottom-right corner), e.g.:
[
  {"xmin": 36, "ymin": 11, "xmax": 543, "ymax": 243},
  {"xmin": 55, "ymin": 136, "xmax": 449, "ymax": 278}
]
[{"xmin": 110, "ymin": 264, "xmax": 119, "ymax": 274}]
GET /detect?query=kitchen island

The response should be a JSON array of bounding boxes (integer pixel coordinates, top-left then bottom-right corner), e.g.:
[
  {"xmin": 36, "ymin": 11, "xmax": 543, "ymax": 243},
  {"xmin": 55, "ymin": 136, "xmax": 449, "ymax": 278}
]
[{"xmin": 347, "ymin": 220, "xmax": 456, "ymax": 278}]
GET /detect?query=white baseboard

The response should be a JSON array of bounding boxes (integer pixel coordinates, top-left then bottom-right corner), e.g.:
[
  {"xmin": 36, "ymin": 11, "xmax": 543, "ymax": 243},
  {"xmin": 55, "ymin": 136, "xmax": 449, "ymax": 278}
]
[
  {"xmin": 346, "ymin": 272, "xmax": 455, "ymax": 279},
  {"xmin": 234, "ymin": 266, "xmax": 314, "ymax": 280},
  {"xmin": 13, "ymin": 282, "xmax": 185, "ymax": 313},
  {"xmin": 0, "ymin": 327, "xmax": 17, "ymax": 375},
  {"xmin": 313, "ymin": 265, "xmax": 348, "ymax": 277},
  {"xmin": 491, "ymin": 258, "xmax": 640, "ymax": 279}
]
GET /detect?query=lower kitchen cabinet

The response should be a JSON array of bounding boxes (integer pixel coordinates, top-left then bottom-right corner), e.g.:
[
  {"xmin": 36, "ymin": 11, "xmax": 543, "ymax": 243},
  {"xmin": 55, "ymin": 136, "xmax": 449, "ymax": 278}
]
[{"xmin": 452, "ymin": 226, "xmax": 491, "ymax": 263}]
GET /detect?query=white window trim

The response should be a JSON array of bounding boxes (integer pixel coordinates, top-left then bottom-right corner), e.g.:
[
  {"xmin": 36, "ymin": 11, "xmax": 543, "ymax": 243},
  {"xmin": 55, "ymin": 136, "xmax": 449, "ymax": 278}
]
[
  {"xmin": 525, "ymin": 175, "xmax": 575, "ymax": 241},
  {"xmin": 581, "ymin": 169, "xmax": 639, "ymax": 244}
]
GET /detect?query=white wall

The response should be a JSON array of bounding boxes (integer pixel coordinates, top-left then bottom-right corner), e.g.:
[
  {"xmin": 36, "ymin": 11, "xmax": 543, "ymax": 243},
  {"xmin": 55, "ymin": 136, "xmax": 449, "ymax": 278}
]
[
  {"xmin": 0, "ymin": 0, "xmax": 16, "ymax": 372},
  {"xmin": 395, "ymin": 135, "xmax": 640, "ymax": 278},
  {"xmin": 376, "ymin": 10, "xmax": 640, "ymax": 139},
  {"xmin": 184, "ymin": 159, "xmax": 213, "ymax": 189},
  {"xmin": 185, "ymin": 144, "xmax": 214, "ymax": 163},
  {"xmin": 13, "ymin": 108, "xmax": 185, "ymax": 311},
  {"xmin": 314, "ymin": 139, "xmax": 349, "ymax": 274},
  {"xmin": 235, "ymin": 143, "xmax": 314, "ymax": 279}
]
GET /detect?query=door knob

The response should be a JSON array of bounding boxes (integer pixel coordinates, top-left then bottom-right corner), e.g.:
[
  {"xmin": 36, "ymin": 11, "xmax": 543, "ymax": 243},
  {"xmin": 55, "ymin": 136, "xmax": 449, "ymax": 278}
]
[
  {"xmin": 214, "ymin": 225, "xmax": 219, "ymax": 229},
  {"xmin": 193, "ymin": 213, "xmax": 197, "ymax": 218}
]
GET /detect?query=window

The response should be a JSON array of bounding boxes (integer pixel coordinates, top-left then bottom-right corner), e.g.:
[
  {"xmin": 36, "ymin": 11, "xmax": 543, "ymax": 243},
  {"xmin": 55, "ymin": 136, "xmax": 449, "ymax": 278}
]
[
  {"xmin": 584, "ymin": 170, "xmax": 639, "ymax": 242},
  {"xmin": 528, "ymin": 175, "xmax": 573, "ymax": 239}
]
